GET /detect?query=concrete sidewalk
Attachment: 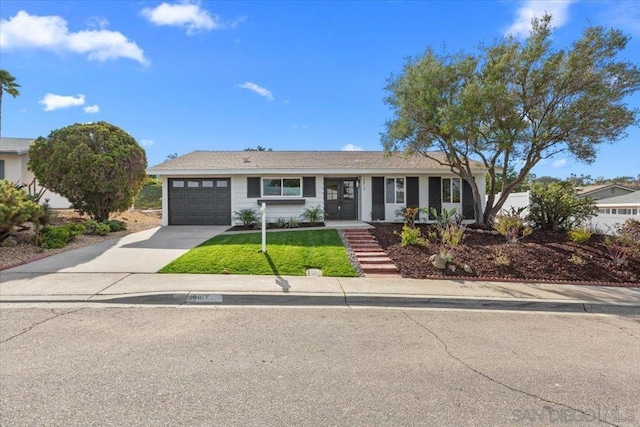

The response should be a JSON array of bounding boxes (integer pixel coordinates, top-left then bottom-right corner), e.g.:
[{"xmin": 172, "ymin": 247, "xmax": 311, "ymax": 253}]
[{"xmin": 1, "ymin": 272, "xmax": 639, "ymax": 313}]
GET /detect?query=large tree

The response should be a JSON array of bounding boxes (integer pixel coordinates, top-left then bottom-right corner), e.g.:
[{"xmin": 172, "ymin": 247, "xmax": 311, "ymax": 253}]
[
  {"xmin": 382, "ymin": 15, "xmax": 640, "ymax": 226},
  {"xmin": 0, "ymin": 69, "xmax": 21, "ymax": 137},
  {"xmin": 29, "ymin": 122, "xmax": 147, "ymax": 222}
]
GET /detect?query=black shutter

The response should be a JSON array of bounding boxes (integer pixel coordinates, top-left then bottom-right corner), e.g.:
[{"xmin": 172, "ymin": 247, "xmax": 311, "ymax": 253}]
[
  {"xmin": 247, "ymin": 177, "xmax": 260, "ymax": 198},
  {"xmin": 462, "ymin": 179, "xmax": 475, "ymax": 220},
  {"xmin": 406, "ymin": 177, "xmax": 419, "ymax": 208},
  {"xmin": 302, "ymin": 177, "xmax": 316, "ymax": 197},
  {"xmin": 428, "ymin": 177, "xmax": 441, "ymax": 219},
  {"xmin": 372, "ymin": 177, "xmax": 385, "ymax": 221}
]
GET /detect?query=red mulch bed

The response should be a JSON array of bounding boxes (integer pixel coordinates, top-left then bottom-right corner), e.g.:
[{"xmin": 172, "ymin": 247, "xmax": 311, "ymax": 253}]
[{"xmin": 369, "ymin": 223, "xmax": 640, "ymax": 287}]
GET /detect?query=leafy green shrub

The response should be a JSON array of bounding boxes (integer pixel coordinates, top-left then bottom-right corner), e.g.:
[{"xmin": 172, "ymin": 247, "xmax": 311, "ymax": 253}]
[
  {"xmin": 396, "ymin": 225, "xmax": 426, "ymax": 247},
  {"xmin": 63, "ymin": 223, "xmax": 85, "ymax": 239},
  {"xmin": 83, "ymin": 220, "xmax": 110, "ymax": 236},
  {"xmin": 427, "ymin": 207, "xmax": 466, "ymax": 246},
  {"xmin": 399, "ymin": 207, "xmax": 421, "ymax": 228},
  {"xmin": 38, "ymin": 226, "xmax": 70, "ymax": 249},
  {"xmin": 440, "ymin": 223, "xmax": 467, "ymax": 247},
  {"xmin": 568, "ymin": 227, "xmax": 592, "ymax": 243},
  {"xmin": 273, "ymin": 217, "xmax": 287, "ymax": 228},
  {"xmin": 494, "ymin": 207, "xmax": 532, "ymax": 243},
  {"xmin": 31, "ymin": 201, "xmax": 56, "ymax": 228},
  {"xmin": 0, "ymin": 179, "xmax": 41, "ymax": 235},
  {"xmin": 104, "ymin": 219, "xmax": 126, "ymax": 232},
  {"xmin": 233, "ymin": 208, "xmax": 259, "ymax": 227},
  {"xmin": 494, "ymin": 253, "xmax": 511, "ymax": 267},
  {"xmin": 300, "ymin": 205, "xmax": 324, "ymax": 226},
  {"xmin": 528, "ymin": 182, "xmax": 596, "ymax": 231},
  {"xmin": 286, "ymin": 218, "xmax": 299, "ymax": 228}
]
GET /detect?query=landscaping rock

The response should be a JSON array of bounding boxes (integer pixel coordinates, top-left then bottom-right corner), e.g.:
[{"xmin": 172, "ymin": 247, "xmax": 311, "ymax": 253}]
[
  {"xmin": 1, "ymin": 236, "xmax": 18, "ymax": 248},
  {"xmin": 448, "ymin": 264, "xmax": 456, "ymax": 273},
  {"xmin": 430, "ymin": 253, "xmax": 447, "ymax": 270},
  {"xmin": 463, "ymin": 264, "xmax": 473, "ymax": 274}
]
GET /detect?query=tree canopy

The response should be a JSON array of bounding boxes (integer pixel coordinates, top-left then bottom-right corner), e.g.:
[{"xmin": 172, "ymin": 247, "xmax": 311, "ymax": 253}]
[
  {"xmin": 29, "ymin": 122, "xmax": 147, "ymax": 222},
  {"xmin": 0, "ymin": 69, "xmax": 21, "ymax": 137},
  {"xmin": 382, "ymin": 14, "xmax": 640, "ymax": 226}
]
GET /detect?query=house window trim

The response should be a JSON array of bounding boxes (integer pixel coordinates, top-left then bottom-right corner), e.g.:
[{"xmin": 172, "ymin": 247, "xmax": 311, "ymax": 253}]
[
  {"xmin": 261, "ymin": 177, "xmax": 303, "ymax": 198},
  {"xmin": 385, "ymin": 177, "xmax": 406, "ymax": 205},
  {"xmin": 442, "ymin": 177, "xmax": 462, "ymax": 204}
]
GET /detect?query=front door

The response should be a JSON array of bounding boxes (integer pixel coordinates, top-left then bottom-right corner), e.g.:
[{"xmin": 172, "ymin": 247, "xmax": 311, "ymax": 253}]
[{"xmin": 324, "ymin": 178, "xmax": 357, "ymax": 220}]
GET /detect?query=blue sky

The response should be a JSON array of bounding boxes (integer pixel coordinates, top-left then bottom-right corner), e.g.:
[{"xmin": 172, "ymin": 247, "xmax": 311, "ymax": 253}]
[{"xmin": 1, "ymin": 0, "xmax": 638, "ymax": 179}]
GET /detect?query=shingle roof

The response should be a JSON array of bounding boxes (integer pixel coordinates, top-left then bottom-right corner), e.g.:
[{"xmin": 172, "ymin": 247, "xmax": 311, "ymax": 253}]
[
  {"xmin": 577, "ymin": 184, "xmax": 636, "ymax": 196},
  {"xmin": 596, "ymin": 191, "xmax": 640, "ymax": 206},
  {"xmin": 148, "ymin": 150, "xmax": 486, "ymax": 173},
  {"xmin": 0, "ymin": 137, "xmax": 33, "ymax": 154}
]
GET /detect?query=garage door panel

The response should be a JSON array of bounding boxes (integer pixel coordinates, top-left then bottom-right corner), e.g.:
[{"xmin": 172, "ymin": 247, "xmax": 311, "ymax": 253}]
[{"xmin": 169, "ymin": 178, "xmax": 231, "ymax": 225}]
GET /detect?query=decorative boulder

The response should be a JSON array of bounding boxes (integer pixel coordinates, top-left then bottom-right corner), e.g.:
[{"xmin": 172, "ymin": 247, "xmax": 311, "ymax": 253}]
[{"xmin": 430, "ymin": 253, "xmax": 447, "ymax": 270}]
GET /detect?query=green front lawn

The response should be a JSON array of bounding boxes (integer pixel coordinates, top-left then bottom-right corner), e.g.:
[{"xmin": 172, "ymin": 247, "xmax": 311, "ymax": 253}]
[{"xmin": 159, "ymin": 229, "xmax": 358, "ymax": 277}]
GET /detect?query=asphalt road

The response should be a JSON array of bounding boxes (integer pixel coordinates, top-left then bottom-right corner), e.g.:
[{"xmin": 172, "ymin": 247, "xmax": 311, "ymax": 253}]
[{"xmin": 1, "ymin": 307, "xmax": 639, "ymax": 426}]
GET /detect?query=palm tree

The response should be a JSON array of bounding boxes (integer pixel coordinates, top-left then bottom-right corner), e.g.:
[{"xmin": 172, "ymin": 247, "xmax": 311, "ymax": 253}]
[{"xmin": 0, "ymin": 69, "xmax": 21, "ymax": 137}]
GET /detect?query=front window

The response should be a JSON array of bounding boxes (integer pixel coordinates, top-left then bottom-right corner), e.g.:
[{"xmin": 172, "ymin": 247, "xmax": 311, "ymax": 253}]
[
  {"xmin": 386, "ymin": 177, "xmax": 405, "ymax": 204},
  {"xmin": 442, "ymin": 178, "xmax": 461, "ymax": 203},
  {"xmin": 262, "ymin": 178, "xmax": 301, "ymax": 197}
]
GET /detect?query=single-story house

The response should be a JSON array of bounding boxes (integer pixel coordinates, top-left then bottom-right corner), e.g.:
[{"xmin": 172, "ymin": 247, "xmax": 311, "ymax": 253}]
[
  {"xmin": 147, "ymin": 151, "xmax": 488, "ymax": 226},
  {"xmin": 596, "ymin": 191, "xmax": 640, "ymax": 216},
  {"xmin": 0, "ymin": 137, "xmax": 71, "ymax": 209},
  {"xmin": 576, "ymin": 184, "xmax": 636, "ymax": 201}
]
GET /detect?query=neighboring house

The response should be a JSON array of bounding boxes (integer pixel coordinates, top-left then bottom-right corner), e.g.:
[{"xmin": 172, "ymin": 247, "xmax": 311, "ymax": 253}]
[
  {"xmin": 596, "ymin": 191, "xmax": 640, "ymax": 216},
  {"xmin": 586, "ymin": 191, "xmax": 640, "ymax": 234},
  {"xmin": 576, "ymin": 184, "xmax": 636, "ymax": 201},
  {"xmin": 147, "ymin": 151, "xmax": 488, "ymax": 226},
  {"xmin": 0, "ymin": 137, "xmax": 71, "ymax": 209}
]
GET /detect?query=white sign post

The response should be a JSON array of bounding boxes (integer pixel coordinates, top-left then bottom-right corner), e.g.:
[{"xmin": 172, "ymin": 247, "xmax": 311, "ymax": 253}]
[{"xmin": 260, "ymin": 202, "xmax": 267, "ymax": 253}]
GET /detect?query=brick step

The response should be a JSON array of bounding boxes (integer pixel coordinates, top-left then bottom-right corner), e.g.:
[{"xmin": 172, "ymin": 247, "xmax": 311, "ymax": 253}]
[
  {"xmin": 353, "ymin": 251, "xmax": 385, "ymax": 256},
  {"xmin": 358, "ymin": 257, "xmax": 394, "ymax": 264},
  {"xmin": 361, "ymin": 264, "xmax": 399, "ymax": 274},
  {"xmin": 346, "ymin": 238, "xmax": 377, "ymax": 244},
  {"xmin": 351, "ymin": 246, "xmax": 382, "ymax": 252}
]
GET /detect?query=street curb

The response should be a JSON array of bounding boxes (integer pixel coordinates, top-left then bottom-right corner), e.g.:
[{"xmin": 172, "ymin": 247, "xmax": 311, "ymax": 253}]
[{"xmin": 2, "ymin": 293, "xmax": 639, "ymax": 314}]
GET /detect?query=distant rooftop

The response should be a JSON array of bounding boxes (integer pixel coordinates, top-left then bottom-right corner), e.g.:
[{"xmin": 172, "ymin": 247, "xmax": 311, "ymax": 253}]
[
  {"xmin": 0, "ymin": 137, "xmax": 34, "ymax": 154},
  {"xmin": 596, "ymin": 191, "xmax": 640, "ymax": 206},
  {"xmin": 577, "ymin": 183, "xmax": 636, "ymax": 196},
  {"xmin": 148, "ymin": 150, "xmax": 486, "ymax": 173}
]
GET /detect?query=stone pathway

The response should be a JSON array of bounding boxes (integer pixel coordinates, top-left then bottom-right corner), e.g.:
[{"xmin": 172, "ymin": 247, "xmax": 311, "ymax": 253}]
[{"xmin": 342, "ymin": 229, "xmax": 401, "ymax": 278}]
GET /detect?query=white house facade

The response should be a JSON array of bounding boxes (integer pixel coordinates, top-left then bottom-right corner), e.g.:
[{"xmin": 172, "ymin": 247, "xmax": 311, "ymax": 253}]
[{"xmin": 147, "ymin": 151, "xmax": 488, "ymax": 226}]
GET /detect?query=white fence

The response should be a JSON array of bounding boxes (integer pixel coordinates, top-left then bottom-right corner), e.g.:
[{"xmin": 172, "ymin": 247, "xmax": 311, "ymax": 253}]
[
  {"xmin": 586, "ymin": 214, "xmax": 640, "ymax": 235},
  {"xmin": 487, "ymin": 191, "xmax": 531, "ymax": 214}
]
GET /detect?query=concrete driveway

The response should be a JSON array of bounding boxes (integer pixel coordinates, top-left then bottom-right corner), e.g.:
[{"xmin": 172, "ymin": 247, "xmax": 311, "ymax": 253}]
[{"xmin": 5, "ymin": 226, "xmax": 228, "ymax": 274}]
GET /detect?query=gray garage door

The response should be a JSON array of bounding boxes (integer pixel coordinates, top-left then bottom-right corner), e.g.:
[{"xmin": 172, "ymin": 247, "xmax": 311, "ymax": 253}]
[{"xmin": 169, "ymin": 178, "xmax": 231, "ymax": 225}]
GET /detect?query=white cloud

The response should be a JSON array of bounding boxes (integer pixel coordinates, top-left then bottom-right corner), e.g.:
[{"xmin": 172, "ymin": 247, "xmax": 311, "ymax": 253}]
[
  {"xmin": 238, "ymin": 82, "xmax": 274, "ymax": 100},
  {"xmin": 39, "ymin": 93, "xmax": 85, "ymax": 112},
  {"xmin": 83, "ymin": 105, "xmax": 100, "ymax": 114},
  {"xmin": 342, "ymin": 144, "xmax": 364, "ymax": 151},
  {"xmin": 504, "ymin": 0, "xmax": 575, "ymax": 38},
  {"xmin": 141, "ymin": 1, "xmax": 223, "ymax": 35},
  {"xmin": 552, "ymin": 159, "xmax": 568, "ymax": 168},
  {"xmin": 141, "ymin": 139, "xmax": 155, "ymax": 147},
  {"xmin": 0, "ymin": 11, "xmax": 148, "ymax": 65}
]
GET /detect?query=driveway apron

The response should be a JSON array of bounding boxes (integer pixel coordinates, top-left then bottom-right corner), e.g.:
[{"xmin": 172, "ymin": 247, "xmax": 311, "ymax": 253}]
[{"xmin": 4, "ymin": 226, "xmax": 228, "ymax": 273}]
